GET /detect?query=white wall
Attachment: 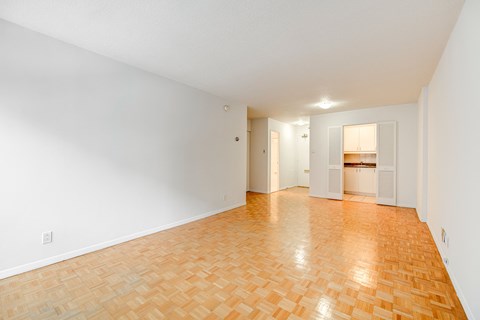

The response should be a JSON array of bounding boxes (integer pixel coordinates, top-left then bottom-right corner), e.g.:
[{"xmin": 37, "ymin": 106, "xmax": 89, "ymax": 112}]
[
  {"xmin": 0, "ymin": 19, "xmax": 247, "ymax": 278},
  {"xmin": 425, "ymin": 1, "xmax": 480, "ymax": 318},
  {"xmin": 249, "ymin": 118, "xmax": 269, "ymax": 193},
  {"xmin": 296, "ymin": 125, "xmax": 310, "ymax": 187},
  {"xmin": 310, "ymin": 104, "xmax": 418, "ymax": 208},
  {"xmin": 416, "ymin": 87, "xmax": 428, "ymax": 222},
  {"xmin": 268, "ymin": 119, "xmax": 297, "ymax": 191}
]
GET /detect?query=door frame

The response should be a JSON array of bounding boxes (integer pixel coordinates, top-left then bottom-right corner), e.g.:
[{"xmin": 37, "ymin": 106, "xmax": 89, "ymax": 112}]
[
  {"xmin": 246, "ymin": 130, "xmax": 251, "ymax": 192},
  {"xmin": 269, "ymin": 130, "xmax": 280, "ymax": 193}
]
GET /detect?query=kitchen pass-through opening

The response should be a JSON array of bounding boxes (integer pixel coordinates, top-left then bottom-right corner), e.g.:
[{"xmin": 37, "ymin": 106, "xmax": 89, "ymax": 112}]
[
  {"xmin": 343, "ymin": 123, "xmax": 377, "ymax": 204},
  {"xmin": 327, "ymin": 121, "xmax": 396, "ymax": 206}
]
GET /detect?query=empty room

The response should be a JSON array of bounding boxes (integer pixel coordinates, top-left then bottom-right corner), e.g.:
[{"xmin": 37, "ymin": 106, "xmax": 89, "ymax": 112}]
[{"xmin": 0, "ymin": 1, "xmax": 479, "ymax": 319}]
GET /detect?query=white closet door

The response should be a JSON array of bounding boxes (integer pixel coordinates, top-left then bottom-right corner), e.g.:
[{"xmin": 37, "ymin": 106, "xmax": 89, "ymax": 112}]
[
  {"xmin": 376, "ymin": 122, "xmax": 396, "ymax": 206},
  {"xmin": 327, "ymin": 126, "xmax": 343, "ymax": 200}
]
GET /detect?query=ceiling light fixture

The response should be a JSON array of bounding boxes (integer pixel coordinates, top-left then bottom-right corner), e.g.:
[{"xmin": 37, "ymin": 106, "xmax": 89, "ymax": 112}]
[
  {"xmin": 318, "ymin": 101, "xmax": 333, "ymax": 109},
  {"xmin": 293, "ymin": 120, "xmax": 309, "ymax": 126}
]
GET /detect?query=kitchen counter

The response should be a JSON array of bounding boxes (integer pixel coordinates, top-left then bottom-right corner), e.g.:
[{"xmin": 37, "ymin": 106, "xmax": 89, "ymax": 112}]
[{"xmin": 344, "ymin": 163, "xmax": 376, "ymax": 168}]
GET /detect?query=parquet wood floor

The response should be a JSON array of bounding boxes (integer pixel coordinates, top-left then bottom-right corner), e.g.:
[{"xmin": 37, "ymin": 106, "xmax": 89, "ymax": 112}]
[{"xmin": 0, "ymin": 188, "xmax": 467, "ymax": 319}]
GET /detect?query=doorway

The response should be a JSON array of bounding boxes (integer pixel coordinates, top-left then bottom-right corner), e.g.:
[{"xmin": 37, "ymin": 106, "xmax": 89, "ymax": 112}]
[
  {"xmin": 343, "ymin": 123, "xmax": 377, "ymax": 204},
  {"xmin": 270, "ymin": 131, "xmax": 280, "ymax": 193},
  {"xmin": 327, "ymin": 122, "xmax": 397, "ymax": 206}
]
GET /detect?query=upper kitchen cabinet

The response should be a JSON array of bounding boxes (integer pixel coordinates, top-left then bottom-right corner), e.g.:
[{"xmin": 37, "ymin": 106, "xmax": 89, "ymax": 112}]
[
  {"xmin": 343, "ymin": 126, "xmax": 359, "ymax": 152},
  {"xmin": 343, "ymin": 124, "xmax": 376, "ymax": 153}
]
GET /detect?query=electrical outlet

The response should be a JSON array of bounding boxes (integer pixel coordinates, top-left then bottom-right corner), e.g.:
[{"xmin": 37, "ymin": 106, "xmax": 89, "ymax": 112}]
[
  {"xmin": 443, "ymin": 257, "xmax": 449, "ymax": 266},
  {"xmin": 42, "ymin": 231, "xmax": 53, "ymax": 245}
]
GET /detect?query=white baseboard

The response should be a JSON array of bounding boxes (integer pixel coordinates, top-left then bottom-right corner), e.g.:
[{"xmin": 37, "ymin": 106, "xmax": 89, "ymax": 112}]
[
  {"xmin": 250, "ymin": 186, "xmax": 303, "ymax": 194},
  {"xmin": 396, "ymin": 201, "xmax": 416, "ymax": 209},
  {"xmin": 0, "ymin": 202, "xmax": 246, "ymax": 280},
  {"xmin": 268, "ymin": 185, "xmax": 298, "ymax": 194},
  {"xmin": 427, "ymin": 222, "xmax": 476, "ymax": 320},
  {"xmin": 345, "ymin": 191, "xmax": 375, "ymax": 197},
  {"xmin": 415, "ymin": 208, "xmax": 427, "ymax": 222},
  {"xmin": 248, "ymin": 188, "xmax": 268, "ymax": 194}
]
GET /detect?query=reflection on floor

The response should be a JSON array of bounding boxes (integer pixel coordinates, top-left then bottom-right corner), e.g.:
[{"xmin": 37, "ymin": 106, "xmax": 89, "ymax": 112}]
[
  {"xmin": 344, "ymin": 193, "xmax": 376, "ymax": 204},
  {"xmin": 0, "ymin": 188, "xmax": 467, "ymax": 319}
]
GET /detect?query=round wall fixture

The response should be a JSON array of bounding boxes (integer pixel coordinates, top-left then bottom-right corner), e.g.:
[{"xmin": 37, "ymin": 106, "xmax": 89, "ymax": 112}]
[
  {"xmin": 235, "ymin": 137, "xmax": 239, "ymax": 141},
  {"xmin": 224, "ymin": 105, "xmax": 230, "ymax": 112}
]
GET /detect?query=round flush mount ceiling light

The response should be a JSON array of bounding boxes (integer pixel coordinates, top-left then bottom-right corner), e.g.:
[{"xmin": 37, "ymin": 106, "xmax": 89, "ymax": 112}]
[
  {"xmin": 293, "ymin": 120, "xmax": 309, "ymax": 126},
  {"xmin": 317, "ymin": 101, "xmax": 333, "ymax": 109}
]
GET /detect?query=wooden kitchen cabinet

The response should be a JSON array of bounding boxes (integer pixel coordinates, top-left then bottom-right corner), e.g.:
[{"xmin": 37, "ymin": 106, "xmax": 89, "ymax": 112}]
[{"xmin": 343, "ymin": 124, "xmax": 376, "ymax": 152}]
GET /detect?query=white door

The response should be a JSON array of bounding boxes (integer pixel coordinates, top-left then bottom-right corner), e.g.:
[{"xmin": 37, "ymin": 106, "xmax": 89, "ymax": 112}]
[
  {"xmin": 270, "ymin": 131, "xmax": 280, "ymax": 193},
  {"xmin": 247, "ymin": 131, "xmax": 250, "ymax": 191},
  {"xmin": 376, "ymin": 122, "xmax": 396, "ymax": 205},
  {"xmin": 327, "ymin": 126, "xmax": 343, "ymax": 200},
  {"xmin": 344, "ymin": 167, "xmax": 358, "ymax": 193},
  {"xmin": 343, "ymin": 126, "xmax": 359, "ymax": 152},
  {"xmin": 358, "ymin": 125, "xmax": 376, "ymax": 152}
]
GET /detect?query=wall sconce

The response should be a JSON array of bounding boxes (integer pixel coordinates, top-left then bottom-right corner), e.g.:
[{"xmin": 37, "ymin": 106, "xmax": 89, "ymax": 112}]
[{"xmin": 301, "ymin": 133, "xmax": 308, "ymax": 139}]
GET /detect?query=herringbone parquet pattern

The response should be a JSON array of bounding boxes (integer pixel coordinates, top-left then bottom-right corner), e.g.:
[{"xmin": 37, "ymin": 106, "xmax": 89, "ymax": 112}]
[{"xmin": 0, "ymin": 188, "xmax": 467, "ymax": 319}]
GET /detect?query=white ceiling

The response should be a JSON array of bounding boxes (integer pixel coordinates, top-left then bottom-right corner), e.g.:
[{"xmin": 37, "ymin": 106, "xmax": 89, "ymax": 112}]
[{"xmin": 0, "ymin": 0, "xmax": 464, "ymax": 122}]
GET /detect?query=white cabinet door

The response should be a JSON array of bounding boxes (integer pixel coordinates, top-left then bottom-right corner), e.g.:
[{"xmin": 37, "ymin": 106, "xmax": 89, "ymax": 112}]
[
  {"xmin": 344, "ymin": 124, "xmax": 376, "ymax": 152},
  {"xmin": 344, "ymin": 167, "xmax": 358, "ymax": 193},
  {"xmin": 358, "ymin": 125, "xmax": 376, "ymax": 152},
  {"xmin": 358, "ymin": 168, "xmax": 376, "ymax": 194},
  {"xmin": 343, "ymin": 126, "xmax": 359, "ymax": 152}
]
